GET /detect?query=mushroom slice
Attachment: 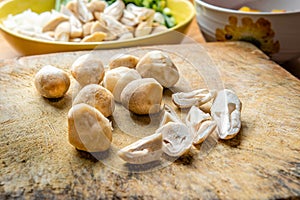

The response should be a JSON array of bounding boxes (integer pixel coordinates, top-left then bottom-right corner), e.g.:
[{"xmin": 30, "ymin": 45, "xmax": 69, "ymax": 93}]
[
  {"xmin": 87, "ymin": 0, "xmax": 106, "ymax": 13},
  {"xmin": 118, "ymin": 132, "xmax": 163, "ymax": 164},
  {"xmin": 120, "ymin": 9, "xmax": 139, "ymax": 27},
  {"xmin": 68, "ymin": 103, "xmax": 112, "ymax": 152},
  {"xmin": 159, "ymin": 104, "xmax": 181, "ymax": 127},
  {"xmin": 103, "ymin": 67, "xmax": 141, "ymax": 102},
  {"xmin": 108, "ymin": 54, "xmax": 140, "ymax": 69},
  {"xmin": 134, "ymin": 11, "xmax": 154, "ymax": 38},
  {"xmin": 54, "ymin": 21, "xmax": 70, "ymax": 42},
  {"xmin": 210, "ymin": 89, "xmax": 242, "ymax": 139},
  {"xmin": 73, "ymin": 84, "xmax": 115, "ymax": 117},
  {"xmin": 186, "ymin": 106, "xmax": 217, "ymax": 144},
  {"xmin": 172, "ymin": 89, "xmax": 217, "ymax": 109},
  {"xmin": 100, "ymin": 13, "xmax": 130, "ymax": 39},
  {"xmin": 82, "ymin": 21, "xmax": 94, "ymax": 36},
  {"xmin": 77, "ymin": 0, "xmax": 94, "ymax": 23},
  {"xmin": 90, "ymin": 20, "xmax": 117, "ymax": 41},
  {"xmin": 81, "ymin": 31, "xmax": 106, "ymax": 42},
  {"xmin": 104, "ymin": 0, "xmax": 125, "ymax": 21},
  {"xmin": 136, "ymin": 50, "xmax": 179, "ymax": 88},
  {"xmin": 71, "ymin": 54, "xmax": 105, "ymax": 86},
  {"xmin": 60, "ymin": 5, "xmax": 83, "ymax": 38},
  {"xmin": 126, "ymin": 3, "xmax": 155, "ymax": 22},
  {"xmin": 117, "ymin": 32, "xmax": 134, "ymax": 40},
  {"xmin": 42, "ymin": 14, "xmax": 69, "ymax": 32},
  {"xmin": 151, "ymin": 25, "xmax": 168, "ymax": 34},
  {"xmin": 120, "ymin": 78, "xmax": 163, "ymax": 115},
  {"xmin": 158, "ymin": 122, "xmax": 193, "ymax": 157}
]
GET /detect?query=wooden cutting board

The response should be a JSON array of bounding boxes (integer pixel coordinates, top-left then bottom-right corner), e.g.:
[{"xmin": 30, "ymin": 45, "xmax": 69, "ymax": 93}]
[{"xmin": 1, "ymin": 42, "xmax": 299, "ymax": 199}]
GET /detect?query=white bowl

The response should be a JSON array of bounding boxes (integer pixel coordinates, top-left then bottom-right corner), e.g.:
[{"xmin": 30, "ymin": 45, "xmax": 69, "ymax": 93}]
[{"xmin": 195, "ymin": 0, "xmax": 300, "ymax": 64}]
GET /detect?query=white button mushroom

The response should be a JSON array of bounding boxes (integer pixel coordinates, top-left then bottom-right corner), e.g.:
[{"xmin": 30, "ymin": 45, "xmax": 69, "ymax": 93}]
[
  {"xmin": 34, "ymin": 65, "xmax": 70, "ymax": 99},
  {"xmin": 157, "ymin": 122, "xmax": 193, "ymax": 157},
  {"xmin": 185, "ymin": 106, "xmax": 217, "ymax": 145},
  {"xmin": 136, "ymin": 50, "xmax": 179, "ymax": 88},
  {"xmin": 172, "ymin": 89, "xmax": 217, "ymax": 109},
  {"xmin": 72, "ymin": 84, "xmax": 115, "ymax": 117},
  {"xmin": 71, "ymin": 54, "xmax": 105, "ymax": 86},
  {"xmin": 120, "ymin": 78, "xmax": 163, "ymax": 115},
  {"xmin": 159, "ymin": 104, "xmax": 181, "ymax": 127},
  {"xmin": 117, "ymin": 132, "xmax": 163, "ymax": 164},
  {"xmin": 103, "ymin": 67, "xmax": 141, "ymax": 102},
  {"xmin": 210, "ymin": 89, "xmax": 242, "ymax": 139},
  {"xmin": 68, "ymin": 103, "xmax": 112, "ymax": 152}
]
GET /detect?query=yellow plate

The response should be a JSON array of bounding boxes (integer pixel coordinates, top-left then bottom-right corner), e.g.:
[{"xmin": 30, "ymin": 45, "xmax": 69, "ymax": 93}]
[{"xmin": 0, "ymin": 0, "xmax": 195, "ymax": 55}]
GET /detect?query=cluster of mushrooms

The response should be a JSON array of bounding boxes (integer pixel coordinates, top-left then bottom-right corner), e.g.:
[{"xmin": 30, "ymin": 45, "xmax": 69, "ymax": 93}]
[
  {"xmin": 34, "ymin": 50, "xmax": 242, "ymax": 165},
  {"xmin": 15, "ymin": 0, "xmax": 169, "ymax": 42}
]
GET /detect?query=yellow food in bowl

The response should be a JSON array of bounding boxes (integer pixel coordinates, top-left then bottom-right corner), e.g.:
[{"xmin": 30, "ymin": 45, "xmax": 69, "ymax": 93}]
[
  {"xmin": 0, "ymin": 0, "xmax": 195, "ymax": 55},
  {"xmin": 239, "ymin": 6, "xmax": 286, "ymax": 13}
]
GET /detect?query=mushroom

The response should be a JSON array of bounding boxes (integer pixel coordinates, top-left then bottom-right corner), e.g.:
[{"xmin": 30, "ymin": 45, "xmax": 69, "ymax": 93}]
[
  {"xmin": 82, "ymin": 21, "xmax": 94, "ymax": 36},
  {"xmin": 136, "ymin": 50, "xmax": 179, "ymax": 88},
  {"xmin": 210, "ymin": 89, "xmax": 242, "ymax": 139},
  {"xmin": 54, "ymin": 21, "xmax": 70, "ymax": 42},
  {"xmin": 185, "ymin": 106, "xmax": 217, "ymax": 145},
  {"xmin": 102, "ymin": 67, "xmax": 141, "ymax": 102},
  {"xmin": 77, "ymin": 0, "xmax": 94, "ymax": 23},
  {"xmin": 60, "ymin": 5, "xmax": 83, "ymax": 38},
  {"xmin": 87, "ymin": 0, "xmax": 107, "ymax": 13},
  {"xmin": 117, "ymin": 132, "xmax": 163, "ymax": 164},
  {"xmin": 42, "ymin": 14, "xmax": 69, "ymax": 32},
  {"xmin": 103, "ymin": 0, "xmax": 125, "ymax": 21},
  {"xmin": 34, "ymin": 65, "xmax": 70, "ymax": 99},
  {"xmin": 120, "ymin": 78, "xmax": 163, "ymax": 115},
  {"xmin": 90, "ymin": 20, "xmax": 117, "ymax": 41},
  {"xmin": 159, "ymin": 104, "xmax": 181, "ymax": 127},
  {"xmin": 126, "ymin": 3, "xmax": 155, "ymax": 22},
  {"xmin": 120, "ymin": 9, "xmax": 139, "ymax": 27},
  {"xmin": 108, "ymin": 54, "xmax": 140, "ymax": 69},
  {"xmin": 157, "ymin": 122, "xmax": 193, "ymax": 157},
  {"xmin": 68, "ymin": 103, "xmax": 112, "ymax": 152},
  {"xmin": 81, "ymin": 31, "xmax": 106, "ymax": 42},
  {"xmin": 134, "ymin": 13, "xmax": 154, "ymax": 37},
  {"xmin": 172, "ymin": 89, "xmax": 217, "ymax": 109},
  {"xmin": 70, "ymin": 54, "xmax": 105, "ymax": 86},
  {"xmin": 73, "ymin": 84, "xmax": 115, "ymax": 117}
]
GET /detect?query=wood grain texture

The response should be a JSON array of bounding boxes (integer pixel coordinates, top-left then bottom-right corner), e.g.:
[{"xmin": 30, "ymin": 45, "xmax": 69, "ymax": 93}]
[{"xmin": 1, "ymin": 42, "xmax": 299, "ymax": 199}]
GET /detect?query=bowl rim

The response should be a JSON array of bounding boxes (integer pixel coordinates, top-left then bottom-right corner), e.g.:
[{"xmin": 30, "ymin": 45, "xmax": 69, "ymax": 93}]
[
  {"xmin": 0, "ymin": 0, "xmax": 195, "ymax": 47},
  {"xmin": 195, "ymin": 0, "xmax": 300, "ymax": 15}
]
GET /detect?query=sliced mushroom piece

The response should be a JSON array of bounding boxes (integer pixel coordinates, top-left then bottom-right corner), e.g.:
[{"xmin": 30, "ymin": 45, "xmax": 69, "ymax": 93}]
[
  {"xmin": 87, "ymin": 0, "xmax": 107, "ymax": 13},
  {"xmin": 42, "ymin": 14, "xmax": 69, "ymax": 32},
  {"xmin": 90, "ymin": 20, "xmax": 117, "ymax": 41},
  {"xmin": 151, "ymin": 25, "xmax": 168, "ymax": 34},
  {"xmin": 159, "ymin": 104, "xmax": 181, "ymax": 127},
  {"xmin": 136, "ymin": 50, "xmax": 179, "ymax": 88},
  {"xmin": 157, "ymin": 122, "xmax": 193, "ymax": 157},
  {"xmin": 82, "ymin": 21, "xmax": 94, "ymax": 36},
  {"xmin": 81, "ymin": 31, "xmax": 106, "ymax": 42},
  {"xmin": 126, "ymin": 3, "xmax": 155, "ymax": 22},
  {"xmin": 103, "ymin": 67, "xmax": 141, "ymax": 102},
  {"xmin": 120, "ymin": 78, "xmax": 163, "ymax": 115},
  {"xmin": 77, "ymin": 0, "xmax": 94, "ymax": 23},
  {"xmin": 66, "ymin": 1, "xmax": 78, "ymax": 16},
  {"xmin": 68, "ymin": 103, "xmax": 112, "ymax": 152},
  {"xmin": 172, "ymin": 89, "xmax": 217, "ymax": 109},
  {"xmin": 103, "ymin": 0, "xmax": 125, "ymax": 20},
  {"xmin": 60, "ymin": 5, "xmax": 83, "ymax": 38},
  {"xmin": 34, "ymin": 65, "xmax": 70, "ymax": 99},
  {"xmin": 100, "ymin": 13, "xmax": 131, "ymax": 39},
  {"xmin": 108, "ymin": 54, "xmax": 139, "ymax": 69},
  {"xmin": 71, "ymin": 54, "xmax": 105, "ymax": 86},
  {"xmin": 73, "ymin": 84, "xmax": 115, "ymax": 117},
  {"xmin": 118, "ymin": 32, "xmax": 134, "ymax": 40},
  {"xmin": 210, "ymin": 89, "xmax": 242, "ymax": 139},
  {"xmin": 120, "ymin": 9, "xmax": 139, "ymax": 27},
  {"xmin": 185, "ymin": 106, "xmax": 217, "ymax": 144},
  {"xmin": 54, "ymin": 21, "xmax": 70, "ymax": 42},
  {"xmin": 134, "ymin": 12, "xmax": 154, "ymax": 38},
  {"xmin": 118, "ymin": 132, "xmax": 163, "ymax": 164}
]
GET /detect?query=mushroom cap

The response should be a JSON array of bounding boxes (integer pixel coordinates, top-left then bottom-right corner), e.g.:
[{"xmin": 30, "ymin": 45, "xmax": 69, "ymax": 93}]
[
  {"xmin": 73, "ymin": 84, "xmax": 115, "ymax": 117},
  {"xmin": 211, "ymin": 89, "xmax": 242, "ymax": 139},
  {"xmin": 68, "ymin": 103, "xmax": 112, "ymax": 152},
  {"xmin": 34, "ymin": 65, "xmax": 70, "ymax": 98},
  {"xmin": 120, "ymin": 78, "xmax": 163, "ymax": 115},
  {"xmin": 103, "ymin": 67, "xmax": 141, "ymax": 102},
  {"xmin": 136, "ymin": 50, "xmax": 179, "ymax": 88},
  {"xmin": 157, "ymin": 122, "xmax": 193, "ymax": 157},
  {"xmin": 117, "ymin": 132, "xmax": 163, "ymax": 164},
  {"xmin": 71, "ymin": 54, "xmax": 105, "ymax": 86}
]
